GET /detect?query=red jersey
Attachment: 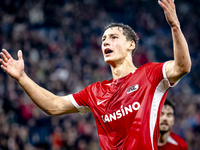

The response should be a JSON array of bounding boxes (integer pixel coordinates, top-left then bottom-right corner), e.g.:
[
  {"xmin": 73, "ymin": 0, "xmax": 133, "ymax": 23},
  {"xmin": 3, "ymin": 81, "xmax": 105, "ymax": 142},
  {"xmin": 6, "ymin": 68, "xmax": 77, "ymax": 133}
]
[
  {"xmin": 158, "ymin": 132, "xmax": 188, "ymax": 150},
  {"xmin": 70, "ymin": 62, "xmax": 176, "ymax": 150}
]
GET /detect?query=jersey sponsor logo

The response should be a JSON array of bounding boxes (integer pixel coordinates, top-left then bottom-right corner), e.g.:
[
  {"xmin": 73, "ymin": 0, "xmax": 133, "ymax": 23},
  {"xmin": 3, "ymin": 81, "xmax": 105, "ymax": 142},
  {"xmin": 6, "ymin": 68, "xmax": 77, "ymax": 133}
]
[
  {"xmin": 97, "ymin": 99, "xmax": 108, "ymax": 105},
  {"xmin": 127, "ymin": 84, "xmax": 139, "ymax": 94},
  {"xmin": 101, "ymin": 102, "xmax": 141, "ymax": 123}
]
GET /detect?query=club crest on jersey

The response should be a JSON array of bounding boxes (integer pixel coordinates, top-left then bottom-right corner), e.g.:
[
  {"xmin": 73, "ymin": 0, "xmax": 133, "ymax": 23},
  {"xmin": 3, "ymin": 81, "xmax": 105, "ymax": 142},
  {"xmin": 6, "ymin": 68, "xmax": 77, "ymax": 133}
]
[{"xmin": 127, "ymin": 84, "xmax": 139, "ymax": 94}]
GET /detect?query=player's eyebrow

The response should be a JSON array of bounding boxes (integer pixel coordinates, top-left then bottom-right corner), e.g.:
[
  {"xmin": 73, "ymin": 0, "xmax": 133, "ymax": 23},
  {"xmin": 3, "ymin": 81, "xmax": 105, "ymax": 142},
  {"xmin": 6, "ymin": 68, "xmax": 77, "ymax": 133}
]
[{"xmin": 102, "ymin": 33, "xmax": 119, "ymax": 40}]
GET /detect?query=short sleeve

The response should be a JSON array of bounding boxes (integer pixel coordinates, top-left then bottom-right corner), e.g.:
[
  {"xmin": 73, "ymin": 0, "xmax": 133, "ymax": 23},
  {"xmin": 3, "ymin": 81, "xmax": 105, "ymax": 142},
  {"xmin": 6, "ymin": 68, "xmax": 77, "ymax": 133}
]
[
  {"xmin": 145, "ymin": 62, "xmax": 179, "ymax": 92},
  {"xmin": 69, "ymin": 84, "xmax": 93, "ymax": 113},
  {"xmin": 162, "ymin": 61, "xmax": 180, "ymax": 88},
  {"xmin": 69, "ymin": 94, "xmax": 91, "ymax": 113}
]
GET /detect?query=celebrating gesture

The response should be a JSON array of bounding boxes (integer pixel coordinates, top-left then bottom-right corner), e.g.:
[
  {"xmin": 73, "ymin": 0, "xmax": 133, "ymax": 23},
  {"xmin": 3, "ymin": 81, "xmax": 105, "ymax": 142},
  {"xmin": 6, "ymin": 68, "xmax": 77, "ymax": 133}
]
[{"xmin": 0, "ymin": 0, "xmax": 191, "ymax": 149}]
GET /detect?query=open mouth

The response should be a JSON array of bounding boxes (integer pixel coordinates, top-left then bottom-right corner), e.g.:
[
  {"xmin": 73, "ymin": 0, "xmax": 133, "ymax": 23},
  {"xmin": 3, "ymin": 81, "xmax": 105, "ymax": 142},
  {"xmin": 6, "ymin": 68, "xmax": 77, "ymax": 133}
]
[{"xmin": 104, "ymin": 48, "xmax": 113, "ymax": 54}]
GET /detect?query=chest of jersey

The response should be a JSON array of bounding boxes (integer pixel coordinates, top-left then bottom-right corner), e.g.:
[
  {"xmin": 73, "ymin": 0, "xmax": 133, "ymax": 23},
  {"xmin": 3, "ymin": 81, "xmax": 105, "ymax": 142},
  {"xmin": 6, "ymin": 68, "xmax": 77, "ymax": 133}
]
[
  {"xmin": 91, "ymin": 71, "xmax": 153, "ymax": 127},
  {"xmin": 75, "ymin": 62, "xmax": 168, "ymax": 149}
]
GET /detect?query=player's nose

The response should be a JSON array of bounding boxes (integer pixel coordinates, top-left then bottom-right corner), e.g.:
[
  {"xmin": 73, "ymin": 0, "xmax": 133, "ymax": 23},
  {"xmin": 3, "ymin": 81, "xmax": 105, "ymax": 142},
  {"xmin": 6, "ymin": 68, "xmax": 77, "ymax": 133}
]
[
  {"xmin": 161, "ymin": 114, "xmax": 167, "ymax": 120},
  {"xmin": 103, "ymin": 39, "xmax": 110, "ymax": 47}
]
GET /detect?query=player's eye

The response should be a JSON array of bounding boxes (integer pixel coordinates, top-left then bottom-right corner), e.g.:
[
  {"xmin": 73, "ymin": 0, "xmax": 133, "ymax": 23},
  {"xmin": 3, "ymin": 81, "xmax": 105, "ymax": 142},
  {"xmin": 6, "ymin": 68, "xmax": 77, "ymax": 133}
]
[{"xmin": 167, "ymin": 113, "xmax": 173, "ymax": 117}]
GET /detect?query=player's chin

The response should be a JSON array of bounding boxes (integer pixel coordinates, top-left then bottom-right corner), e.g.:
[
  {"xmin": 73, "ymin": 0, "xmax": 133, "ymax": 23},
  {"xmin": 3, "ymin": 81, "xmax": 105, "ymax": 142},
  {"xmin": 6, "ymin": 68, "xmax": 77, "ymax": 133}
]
[
  {"xmin": 160, "ymin": 127, "xmax": 170, "ymax": 133},
  {"xmin": 160, "ymin": 126, "xmax": 169, "ymax": 131},
  {"xmin": 104, "ymin": 58, "xmax": 113, "ymax": 64}
]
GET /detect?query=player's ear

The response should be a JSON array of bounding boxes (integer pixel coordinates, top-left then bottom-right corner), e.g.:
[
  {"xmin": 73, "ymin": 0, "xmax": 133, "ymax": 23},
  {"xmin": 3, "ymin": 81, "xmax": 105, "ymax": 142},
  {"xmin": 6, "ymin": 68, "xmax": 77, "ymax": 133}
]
[{"xmin": 128, "ymin": 41, "xmax": 135, "ymax": 52}]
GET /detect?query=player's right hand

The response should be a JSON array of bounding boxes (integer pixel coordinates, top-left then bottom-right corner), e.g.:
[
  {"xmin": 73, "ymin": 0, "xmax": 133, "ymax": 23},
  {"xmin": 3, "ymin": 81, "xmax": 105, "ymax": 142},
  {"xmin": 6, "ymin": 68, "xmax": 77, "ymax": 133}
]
[{"xmin": 0, "ymin": 49, "xmax": 25, "ymax": 81}]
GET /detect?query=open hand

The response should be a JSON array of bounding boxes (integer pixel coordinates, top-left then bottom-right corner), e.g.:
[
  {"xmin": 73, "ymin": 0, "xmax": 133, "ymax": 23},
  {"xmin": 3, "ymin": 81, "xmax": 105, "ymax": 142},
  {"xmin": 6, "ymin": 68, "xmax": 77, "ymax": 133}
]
[
  {"xmin": 158, "ymin": 0, "xmax": 180, "ymax": 28},
  {"xmin": 0, "ymin": 49, "xmax": 25, "ymax": 81}
]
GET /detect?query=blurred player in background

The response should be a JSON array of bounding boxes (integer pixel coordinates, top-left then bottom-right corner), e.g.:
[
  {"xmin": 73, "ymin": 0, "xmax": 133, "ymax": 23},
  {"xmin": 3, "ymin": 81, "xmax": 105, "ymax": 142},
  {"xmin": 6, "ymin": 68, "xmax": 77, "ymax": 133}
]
[
  {"xmin": 0, "ymin": 0, "xmax": 191, "ymax": 149},
  {"xmin": 158, "ymin": 100, "xmax": 188, "ymax": 150}
]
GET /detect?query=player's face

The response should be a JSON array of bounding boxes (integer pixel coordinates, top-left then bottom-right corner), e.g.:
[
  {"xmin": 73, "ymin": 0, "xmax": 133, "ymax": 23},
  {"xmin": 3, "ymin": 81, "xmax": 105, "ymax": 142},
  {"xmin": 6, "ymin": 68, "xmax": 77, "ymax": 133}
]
[
  {"xmin": 101, "ymin": 27, "xmax": 131, "ymax": 65},
  {"xmin": 160, "ymin": 105, "xmax": 174, "ymax": 133}
]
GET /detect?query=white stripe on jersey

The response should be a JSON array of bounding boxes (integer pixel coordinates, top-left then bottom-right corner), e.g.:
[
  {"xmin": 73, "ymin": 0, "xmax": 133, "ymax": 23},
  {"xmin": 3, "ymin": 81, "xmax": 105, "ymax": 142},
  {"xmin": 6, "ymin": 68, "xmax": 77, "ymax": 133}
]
[
  {"xmin": 150, "ymin": 80, "xmax": 168, "ymax": 150},
  {"xmin": 150, "ymin": 61, "xmax": 175, "ymax": 150},
  {"xmin": 168, "ymin": 136, "xmax": 178, "ymax": 145}
]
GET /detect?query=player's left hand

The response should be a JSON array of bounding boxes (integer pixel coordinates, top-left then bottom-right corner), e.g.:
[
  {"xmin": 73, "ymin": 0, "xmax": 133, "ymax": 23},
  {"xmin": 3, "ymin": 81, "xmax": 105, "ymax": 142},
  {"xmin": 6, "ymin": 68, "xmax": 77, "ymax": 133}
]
[{"xmin": 158, "ymin": 0, "xmax": 180, "ymax": 28}]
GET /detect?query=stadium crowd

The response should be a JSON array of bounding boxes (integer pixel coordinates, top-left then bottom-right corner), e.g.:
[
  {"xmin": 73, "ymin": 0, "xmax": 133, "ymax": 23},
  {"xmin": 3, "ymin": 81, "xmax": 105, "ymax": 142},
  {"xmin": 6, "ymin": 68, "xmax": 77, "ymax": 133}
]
[{"xmin": 0, "ymin": 0, "xmax": 200, "ymax": 149}]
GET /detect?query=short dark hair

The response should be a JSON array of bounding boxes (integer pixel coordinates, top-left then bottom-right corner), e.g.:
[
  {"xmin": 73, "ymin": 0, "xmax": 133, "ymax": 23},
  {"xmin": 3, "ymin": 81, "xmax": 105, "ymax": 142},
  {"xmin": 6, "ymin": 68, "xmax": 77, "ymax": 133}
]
[
  {"xmin": 104, "ymin": 23, "xmax": 139, "ymax": 55},
  {"xmin": 164, "ymin": 99, "xmax": 175, "ymax": 115}
]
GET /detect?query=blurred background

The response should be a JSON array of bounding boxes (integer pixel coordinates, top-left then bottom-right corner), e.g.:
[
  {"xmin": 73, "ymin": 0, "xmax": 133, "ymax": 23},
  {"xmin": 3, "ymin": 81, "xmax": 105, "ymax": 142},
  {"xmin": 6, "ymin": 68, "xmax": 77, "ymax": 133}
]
[{"xmin": 0, "ymin": 0, "xmax": 199, "ymax": 150}]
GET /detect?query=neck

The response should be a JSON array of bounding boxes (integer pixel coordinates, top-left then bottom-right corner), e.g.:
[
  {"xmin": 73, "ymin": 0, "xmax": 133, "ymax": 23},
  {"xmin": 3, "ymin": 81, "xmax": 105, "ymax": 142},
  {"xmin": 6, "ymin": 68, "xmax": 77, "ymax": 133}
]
[
  {"xmin": 158, "ymin": 131, "xmax": 170, "ymax": 146},
  {"xmin": 110, "ymin": 58, "xmax": 137, "ymax": 80}
]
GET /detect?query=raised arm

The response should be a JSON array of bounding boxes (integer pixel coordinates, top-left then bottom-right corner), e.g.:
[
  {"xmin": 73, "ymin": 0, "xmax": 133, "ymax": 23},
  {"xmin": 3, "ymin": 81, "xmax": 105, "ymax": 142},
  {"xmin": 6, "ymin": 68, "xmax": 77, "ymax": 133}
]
[
  {"xmin": 0, "ymin": 49, "xmax": 78, "ymax": 115},
  {"xmin": 158, "ymin": 0, "xmax": 191, "ymax": 83}
]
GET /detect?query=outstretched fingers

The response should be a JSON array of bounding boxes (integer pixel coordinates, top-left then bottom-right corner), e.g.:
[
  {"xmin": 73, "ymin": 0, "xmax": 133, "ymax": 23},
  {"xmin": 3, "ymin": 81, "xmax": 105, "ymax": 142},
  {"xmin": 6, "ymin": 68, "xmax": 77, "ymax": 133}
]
[
  {"xmin": 0, "ymin": 49, "xmax": 13, "ymax": 72},
  {"xmin": 0, "ymin": 59, "xmax": 8, "ymax": 73},
  {"xmin": 0, "ymin": 49, "xmax": 25, "ymax": 80},
  {"xmin": 158, "ymin": 0, "xmax": 174, "ymax": 10},
  {"xmin": 0, "ymin": 58, "xmax": 7, "ymax": 67},
  {"xmin": 159, "ymin": 0, "xmax": 174, "ymax": 4},
  {"xmin": 0, "ymin": 51, "xmax": 8, "ymax": 71},
  {"xmin": 0, "ymin": 51, "xmax": 8, "ymax": 63},
  {"xmin": 158, "ymin": 0, "xmax": 167, "ymax": 11},
  {"xmin": 2, "ymin": 49, "xmax": 12, "ymax": 60},
  {"xmin": 0, "ymin": 64, "xmax": 7, "ymax": 71}
]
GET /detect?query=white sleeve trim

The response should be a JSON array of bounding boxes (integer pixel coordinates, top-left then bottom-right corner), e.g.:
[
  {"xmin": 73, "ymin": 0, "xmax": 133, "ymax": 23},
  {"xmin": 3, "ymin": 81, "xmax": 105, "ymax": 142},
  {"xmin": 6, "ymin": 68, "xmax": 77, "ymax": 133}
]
[
  {"xmin": 162, "ymin": 61, "xmax": 179, "ymax": 88},
  {"xmin": 69, "ymin": 94, "xmax": 91, "ymax": 113}
]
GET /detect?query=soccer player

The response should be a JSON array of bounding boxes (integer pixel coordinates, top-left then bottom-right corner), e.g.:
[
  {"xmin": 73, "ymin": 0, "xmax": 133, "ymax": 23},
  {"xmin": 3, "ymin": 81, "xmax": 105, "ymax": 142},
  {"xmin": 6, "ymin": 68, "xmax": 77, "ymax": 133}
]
[
  {"xmin": 0, "ymin": 0, "xmax": 191, "ymax": 149},
  {"xmin": 158, "ymin": 100, "xmax": 188, "ymax": 150}
]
